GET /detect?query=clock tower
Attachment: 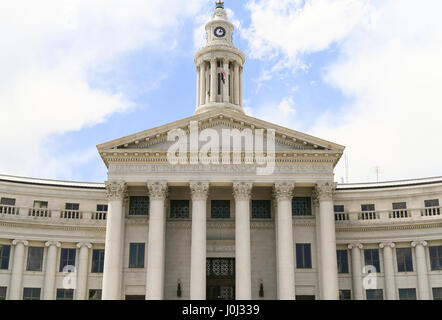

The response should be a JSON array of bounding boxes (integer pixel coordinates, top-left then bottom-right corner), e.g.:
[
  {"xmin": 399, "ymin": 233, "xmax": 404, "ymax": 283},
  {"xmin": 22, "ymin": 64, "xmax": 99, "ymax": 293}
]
[{"xmin": 194, "ymin": 0, "xmax": 245, "ymax": 115}]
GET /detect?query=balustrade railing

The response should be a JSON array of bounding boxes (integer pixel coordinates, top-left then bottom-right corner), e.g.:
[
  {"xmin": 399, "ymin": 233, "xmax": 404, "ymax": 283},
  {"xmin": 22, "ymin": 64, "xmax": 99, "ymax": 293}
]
[
  {"xmin": 0, "ymin": 205, "xmax": 19, "ymax": 215},
  {"xmin": 421, "ymin": 206, "xmax": 441, "ymax": 217}
]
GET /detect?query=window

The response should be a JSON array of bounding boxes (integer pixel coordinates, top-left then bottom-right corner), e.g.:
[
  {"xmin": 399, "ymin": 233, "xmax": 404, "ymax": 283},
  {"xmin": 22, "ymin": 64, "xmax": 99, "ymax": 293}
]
[
  {"xmin": 334, "ymin": 205, "xmax": 345, "ymax": 213},
  {"xmin": 296, "ymin": 243, "xmax": 312, "ymax": 269},
  {"xmin": 396, "ymin": 248, "xmax": 413, "ymax": 272},
  {"xmin": 292, "ymin": 197, "xmax": 312, "ymax": 216},
  {"xmin": 251, "ymin": 200, "xmax": 271, "ymax": 219},
  {"xmin": 364, "ymin": 249, "xmax": 380, "ymax": 273},
  {"xmin": 170, "ymin": 200, "xmax": 190, "ymax": 219},
  {"xmin": 56, "ymin": 289, "xmax": 74, "ymax": 300},
  {"xmin": 392, "ymin": 202, "xmax": 406, "ymax": 210},
  {"xmin": 366, "ymin": 289, "xmax": 383, "ymax": 300},
  {"xmin": 91, "ymin": 249, "xmax": 105, "ymax": 273},
  {"xmin": 0, "ymin": 245, "xmax": 11, "ymax": 269},
  {"xmin": 339, "ymin": 290, "xmax": 351, "ymax": 300},
  {"xmin": 96, "ymin": 204, "xmax": 108, "ymax": 212},
  {"xmin": 398, "ymin": 288, "xmax": 417, "ymax": 300},
  {"xmin": 0, "ymin": 198, "xmax": 15, "ymax": 205},
  {"xmin": 89, "ymin": 289, "xmax": 102, "ymax": 300},
  {"xmin": 218, "ymin": 73, "xmax": 221, "ymax": 95},
  {"xmin": 425, "ymin": 199, "xmax": 439, "ymax": 207},
  {"xmin": 0, "ymin": 198, "xmax": 16, "ymax": 214},
  {"xmin": 129, "ymin": 243, "xmax": 145, "ymax": 268},
  {"xmin": 337, "ymin": 250, "xmax": 349, "ymax": 273},
  {"xmin": 211, "ymin": 200, "xmax": 230, "ymax": 219},
  {"xmin": 0, "ymin": 287, "xmax": 6, "ymax": 300},
  {"xmin": 23, "ymin": 288, "xmax": 41, "ymax": 300},
  {"xmin": 429, "ymin": 246, "xmax": 442, "ymax": 270},
  {"xmin": 296, "ymin": 295, "xmax": 315, "ymax": 300},
  {"xmin": 361, "ymin": 204, "xmax": 375, "ymax": 211},
  {"xmin": 65, "ymin": 203, "xmax": 79, "ymax": 210},
  {"xmin": 33, "ymin": 201, "xmax": 48, "ymax": 208},
  {"xmin": 433, "ymin": 288, "xmax": 442, "ymax": 300},
  {"xmin": 129, "ymin": 196, "xmax": 149, "ymax": 216},
  {"xmin": 26, "ymin": 247, "xmax": 44, "ymax": 271},
  {"xmin": 59, "ymin": 248, "xmax": 76, "ymax": 272}
]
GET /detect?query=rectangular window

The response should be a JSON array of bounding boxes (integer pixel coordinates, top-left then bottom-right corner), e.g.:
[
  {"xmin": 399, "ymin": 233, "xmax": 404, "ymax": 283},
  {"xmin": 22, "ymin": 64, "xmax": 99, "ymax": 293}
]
[
  {"xmin": 337, "ymin": 250, "xmax": 349, "ymax": 273},
  {"xmin": 228, "ymin": 74, "xmax": 231, "ymax": 96},
  {"xmin": 433, "ymin": 288, "xmax": 442, "ymax": 300},
  {"xmin": 429, "ymin": 246, "xmax": 442, "ymax": 271},
  {"xmin": 296, "ymin": 243, "xmax": 312, "ymax": 269},
  {"xmin": 251, "ymin": 200, "xmax": 271, "ymax": 219},
  {"xmin": 366, "ymin": 289, "xmax": 383, "ymax": 300},
  {"xmin": 334, "ymin": 205, "xmax": 345, "ymax": 213},
  {"xmin": 33, "ymin": 201, "xmax": 48, "ymax": 208},
  {"xmin": 170, "ymin": 200, "xmax": 190, "ymax": 219},
  {"xmin": 26, "ymin": 247, "xmax": 44, "ymax": 271},
  {"xmin": 364, "ymin": 249, "xmax": 380, "ymax": 273},
  {"xmin": 339, "ymin": 289, "xmax": 351, "ymax": 300},
  {"xmin": 292, "ymin": 197, "xmax": 312, "ymax": 216},
  {"xmin": 425, "ymin": 199, "xmax": 439, "ymax": 207},
  {"xmin": 0, "ymin": 198, "xmax": 15, "ymax": 206},
  {"xmin": 89, "ymin": 289, "xmax": 102, "ymax": 300},
  {"xmin": 392, "ymin": 202, "xmax": 407, "ymax": 210},
  {"xmin": 396, "ymin": 248, "xmax": 413, "ymax": 272},
  {"xmin": 65, "ymin": 203, "xmax": 79, "ymax": 210},
  {"xmin": 91, "ymin": 249, "xmax": 105, "ymax": 273},
  {"xmin": 129, "ymin": 196, "xmax": 149, "ymax": 216},
  {"xmin": 218, "ymin": 73, "xmax": 221, "ymax": 95},
  {"xmin": 56, "ymin": 289, "xmax": 74, "ymax": 300},
  {"xmin": 0, "ymin": 245, "xmax": 11, "ymax": 270},
  {"xmin": 129, "ymin": 243, "xmax": 145, "ymax": 268},
  {"xmin": 59, "ymin": 248, "xmax": 76, "ymax": 272},
  {"xmin": 96, "ymin": 204, "xmax": 108, "ymax": 212},
  {"xmin": 361, "ymin": 204, "xmax": 375, "ymax": 211},
  {"xmin": 0, "ymin": 287, "xmax": 6, "ymax": 300},
  {"xmin": 398, "ymin": 288, "xmax": 417, "ymax": 300},
  {"xmin": 211, "ymin": 200, "xmax": 230, "ymax": 219},
  {"xmin": 23, "ymin": 288, "xmax": 41, "ymax": 300}
]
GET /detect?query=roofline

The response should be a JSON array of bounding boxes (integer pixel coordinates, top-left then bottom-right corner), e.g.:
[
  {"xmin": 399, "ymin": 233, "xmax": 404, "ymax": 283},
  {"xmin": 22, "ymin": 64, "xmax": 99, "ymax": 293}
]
[
  {"xmin": 336, "ymin": 176, "xmax": 442, "ymax": 191},
  {"xmin": 0, "ymin": 174, "xmax": 105, "ymax": 190}
]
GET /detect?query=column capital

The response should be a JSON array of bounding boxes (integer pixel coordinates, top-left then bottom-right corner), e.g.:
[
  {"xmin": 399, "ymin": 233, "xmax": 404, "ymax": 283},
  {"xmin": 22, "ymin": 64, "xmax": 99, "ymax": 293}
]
[
  {"xmin": 77, "ymin": 242, "xmax": 93, "ymax": 249},
  {"xmin": 379, "ymin": 242, "xmax": 395, "ymax": 249},
  {"xmin": 273, "ymin": 182, "xmax": 295, "ymax": 201},
  {"xmin": 411, "ymin": 240, "xmax": 428, "ymax": 247},
  {"xmin": 12, "ymin": 239, "xmax": 28, "ymax": 246},
  {"xmin": 348, "ymin": 243, "xmax": 363, "ymax": 250},
  {"xmin": 189, "ymin": 181, "xmax": 210, "ymax": 201},
  {"xmin": 315, "ymin": 182, "xmax": 337, "ymax": 201},
  {"xmin": 105, "ymin": 181, "xmax": 127, "ymax": 201},
  {"xmin": 45, "ymin": 241, "xmax": 61, "ymax": 248},
  {"xmin": 147, "ymin": 181, "xmax": 168, "ymax": 201},
  {"xmin": 311, "ymin": 189, "xmax": 320, "ymax": 207},
  {"xmin": 233, "ymin": 182, "xmax": 253, "ymax": 201}
]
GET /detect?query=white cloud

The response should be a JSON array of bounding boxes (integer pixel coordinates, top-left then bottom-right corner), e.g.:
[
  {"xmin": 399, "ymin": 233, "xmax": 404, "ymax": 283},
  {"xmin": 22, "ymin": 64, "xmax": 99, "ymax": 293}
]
[
  {"xmin": 0, "ymin": 0, "xmax": 205, "ymax": 179},
  {"xmin": 245, "ymin": 0, "xmax": 442, "ymax": 182}
]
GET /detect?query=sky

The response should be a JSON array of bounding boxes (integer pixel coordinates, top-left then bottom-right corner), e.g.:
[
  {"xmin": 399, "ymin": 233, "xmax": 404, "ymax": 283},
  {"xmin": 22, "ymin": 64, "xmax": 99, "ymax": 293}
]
[{"xmin": 1, "ymin": 0, "xmax": 442, "ymax": 184}]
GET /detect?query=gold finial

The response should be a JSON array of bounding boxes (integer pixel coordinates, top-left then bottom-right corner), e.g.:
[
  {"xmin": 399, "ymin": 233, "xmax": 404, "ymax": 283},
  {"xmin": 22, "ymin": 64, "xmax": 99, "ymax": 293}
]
[{"xmin": 216, "ymin": 0, "xmax": 224, "ymax": 9}]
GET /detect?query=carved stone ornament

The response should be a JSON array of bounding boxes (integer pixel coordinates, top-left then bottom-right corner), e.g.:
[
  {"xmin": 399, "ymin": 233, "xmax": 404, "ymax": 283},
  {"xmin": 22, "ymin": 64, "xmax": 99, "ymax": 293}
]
[
  {"xmin": 105, "ymin": 181, "xmax": 127, "ymax": 201},
  {"xmin": 189, "ymin": 181, "xmax": 210, "ymax": 201},
  {"xmin": 411, "ymin": 240, "xmax": 428, "ymax": 247},
  {"xmin": 379, "ymin": 242, "xmax": 395, "ymax": 249},
  {"xmin": 315, "ymin": 182, "xmax": 337, "ymax": 201},
  {"xmin": 147, "ymin": 181, "xmax": 168, "ymax": 201},
  {"xmin": 45, "ymin": 241, "xmax": 61, "ymax": 248},
  {"xmin": 273, "ymin": 182, "xmax": 295, "ymax": 201},
  {"xmin": 348, "ymin": 243, "xmax": 363, "ymax": 250},
  {"xmin": 77, "ymin": 242, "xmax": 93, "ymax": 249},
  {"xmin": 12, "ymin": 239, "xmax": 29, "ymax": 246},
  {"xmin": 232, "ymin": 182, "xmax": 253, "ymax": 201}
]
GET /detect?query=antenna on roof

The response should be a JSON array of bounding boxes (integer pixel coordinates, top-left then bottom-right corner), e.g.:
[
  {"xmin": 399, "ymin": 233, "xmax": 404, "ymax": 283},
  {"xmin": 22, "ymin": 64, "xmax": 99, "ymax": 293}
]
[{"xmin": 374, "ymin": 166, "xmax": 382, "ymax": 182}]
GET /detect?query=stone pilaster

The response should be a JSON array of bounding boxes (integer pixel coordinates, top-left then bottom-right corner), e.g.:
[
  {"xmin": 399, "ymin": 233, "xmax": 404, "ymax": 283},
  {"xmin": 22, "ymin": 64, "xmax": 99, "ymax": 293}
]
[
  {"xmin": 9, "ymin": 239, "xmax": 29, "ymax": 300},
  {"xmin": 76, "ymin": 242, "xmax": 92, "ymax": 300},
  {"xmin": 43, "ymin": 241, "xmax": 61, "ymax": 300},
  {"xmin": 348, "ymin": 243, "xmax": 364, "ymax": 300},
  {"xmin": 379, "ymin": 242, "xmax": 396, "ymax": 300},
  {"xmin": 412, "ymin": 241, "xmax": 430, "ymax": 300}
]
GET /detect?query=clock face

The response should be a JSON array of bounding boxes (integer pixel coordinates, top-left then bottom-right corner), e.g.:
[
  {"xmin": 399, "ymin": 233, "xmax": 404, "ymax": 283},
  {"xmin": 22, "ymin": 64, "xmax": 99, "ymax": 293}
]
[{"xmin": 214, "ymin": 26, "xmax": 226, "ymax": 38}]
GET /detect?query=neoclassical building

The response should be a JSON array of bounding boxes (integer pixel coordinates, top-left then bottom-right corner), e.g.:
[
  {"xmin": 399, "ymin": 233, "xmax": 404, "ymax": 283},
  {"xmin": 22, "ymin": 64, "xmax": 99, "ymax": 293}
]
[{"xmin": 0, "ymin": 2, "xmax": 441, "ymax": 301}]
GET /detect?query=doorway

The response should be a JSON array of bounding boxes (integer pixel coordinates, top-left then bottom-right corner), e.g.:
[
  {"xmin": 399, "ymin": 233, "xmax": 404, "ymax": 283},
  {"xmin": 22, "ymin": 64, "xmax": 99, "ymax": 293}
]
[{"xmin": 206, "ymin": 258, "xmax": 235, "ymax": 300}]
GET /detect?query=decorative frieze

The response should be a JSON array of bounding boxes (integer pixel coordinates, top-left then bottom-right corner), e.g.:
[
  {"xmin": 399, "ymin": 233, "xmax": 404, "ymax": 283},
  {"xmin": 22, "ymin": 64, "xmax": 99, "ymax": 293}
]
[
  {"xmin": 232, "ymin": 182, "xmax": 253, "ymax": 201},
  {"xmin": 105, "ymin": 181, "xmax": 127, "ymax": 201},
  {"xmin": 273, "ymin": 182, "xmax": 295, "ymax": 201},
  {"xmin": 189, "ymin": 181, "xmax": 210, "ymax": 201},
  {"xmin": 147, "ymin": 181, "xmax": 168, "ymax": 201},
  {"xmin": 315, "ymin": 182, "xmax": 337, "ymax": 201}
]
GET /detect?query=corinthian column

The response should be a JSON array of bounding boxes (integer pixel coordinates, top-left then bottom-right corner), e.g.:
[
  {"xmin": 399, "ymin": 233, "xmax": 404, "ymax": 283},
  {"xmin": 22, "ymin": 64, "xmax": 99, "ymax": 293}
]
[
  {"xmin": 189, "ymin": 181, "xmax": 210, "ymax": 300},
  {"xmin": 43, "ymin": 241, "xmax": 61, "ymax": 300},
  {"xmin": 146, "ymin": 181, "xmax": 168, "ymax": 300},
  {"xmin": 412, "ymin": 241, "xmax": 430, "ymax": 300},
  {"xmin": 9, "ymin": 239, "xmax": 28, "ymax": 300},
  {"xmin": 233, "ymin": 181, "xmax": 253, "ymax": 300},
  {"xmin": 76, "ymin": 242, "xmax": 92, "ymax": 300},
  {"xmin": 348, "ymin": 243, "xmax": 364, "ymax": 300},
  {"xmin": 273, "ymin": 182, "xmax": 296, "ymax": 300},
  {"xmin": 316, "ymin": 182, "xmax": 339, "ymax": 300},
  {"xmin": 102, "ymin": 181, "xmax": 127, "ymax": 300},
  {"xmin": 379, "ymin": 242, "xmax": 396, "ymax": 300}
]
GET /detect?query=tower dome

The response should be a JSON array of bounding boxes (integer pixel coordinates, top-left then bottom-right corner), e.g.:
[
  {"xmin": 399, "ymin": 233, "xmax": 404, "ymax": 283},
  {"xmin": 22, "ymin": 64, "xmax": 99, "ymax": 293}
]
[{"xmin": 194, "ymin": 1, "xmax": 245, "ymax": 115}]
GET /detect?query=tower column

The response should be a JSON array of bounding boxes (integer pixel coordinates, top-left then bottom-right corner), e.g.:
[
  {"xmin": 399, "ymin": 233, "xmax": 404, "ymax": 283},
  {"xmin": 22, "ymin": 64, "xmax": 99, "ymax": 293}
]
[
  {"xmin": 146, "ymin": 181, "xmax": 168, "ymax": 300},
  {"xmin": 348, "ymin": 243, "xmax": 364, "ymax": 300},
  {"xmin": 43, "ymin": 241, "xmax": 61, "ymax": 300},
  {"xmin": 412, "ymin": 241, "xmax": 430, "ymax": 300},
  {"xmin": 76, "ymin": 242, "xmax": 92, "ymax": 300},
  {"xmin": 196, "ymin": 66, "xmax": 200, "ymax": 107},
  {"xmin": 274, "ymin": 182, "xmax": 296, "ymax": 300},
  {"xmin": 234, "ymin": 62, "xmax": 240, "ymax": 105},
  {"xmin": 223, "ymin": 59, "xmax": 229, "ymax": 103},
  {"xmin": 210, "ymin": 59, "xmax": 217, "ymax": 103},
  {"xmin": 102, "ymin": 181, "xmax": 127, "ymax": 300},
  {"xmin": 200, "ymin": 62, "xmax": 206, "ymax": 106},
  {"xmin": 233, "ymin": 182, "xmax": 253, "ymax": 300},
  {"xmin": 9, "ymin": 239, "xmax": 28, "ymax": 300},
  {"xmin": 380, "ymin": 242, "xmax": 396, "ymax": 300},
  {"xmin": 190, "ymin": 182, "xmax": 210, "ymax": 300},
  {"xmin": 239, "ymin": 67, "xmax": 243, "ymax": 106}
]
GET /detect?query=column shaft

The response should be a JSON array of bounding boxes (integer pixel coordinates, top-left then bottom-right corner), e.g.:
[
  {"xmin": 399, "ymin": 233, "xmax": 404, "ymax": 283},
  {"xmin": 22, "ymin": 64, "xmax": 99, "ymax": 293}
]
[
  {"xmin": 413, "ymin": 241, "xmax": 430, "ymax": 300},
  {"xmin": 43, "ymin": 242, "xmax": 60, "ymax": 300},
  {"xmin": 349, "ymin": 244, "xmax": 363, "ymax": 300},
  {"xmin": 9, "ymin": 240, "xmax": 28, "ymax": 300},
  {"xmin": 76, "ymin": 243, "xmax": 91, "ymax": 300},
  {"xmin": 380, "ymin": 243, "xmax": 396, "ymax": 300},
  {"xmin": 196, "ymin": 66, "xmax": 200, "ymax": 107},
  {"xmin": 200, "ymin": 62, "xmax": 206, "ymax": 105},
  {"xmin": 234, "ymin": 63, "xmax": 240, "ymax": 105},
  {"xmin": 223, "ymin": 60, "xmax": 229, "ymax": 103}
]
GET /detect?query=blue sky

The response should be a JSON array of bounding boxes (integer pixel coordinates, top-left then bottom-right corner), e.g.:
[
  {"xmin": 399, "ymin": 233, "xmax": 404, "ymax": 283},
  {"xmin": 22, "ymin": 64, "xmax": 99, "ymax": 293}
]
[{"xmin": 1, "ymin": 0, "xmax": 442, "ymax": 183}]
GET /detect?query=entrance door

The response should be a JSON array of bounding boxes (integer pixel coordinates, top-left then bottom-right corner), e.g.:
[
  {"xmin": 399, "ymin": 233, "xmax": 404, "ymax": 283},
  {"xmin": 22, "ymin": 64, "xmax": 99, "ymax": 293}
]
[{"xmin": 206, "ymin": 258, "xmax": 235, "ymax": 300}]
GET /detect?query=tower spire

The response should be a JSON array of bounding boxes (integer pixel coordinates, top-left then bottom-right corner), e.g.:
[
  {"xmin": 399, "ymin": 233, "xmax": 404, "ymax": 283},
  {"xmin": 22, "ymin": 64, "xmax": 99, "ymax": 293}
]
[{"xmin": 216, "ymin": 0, "xmax": 224, "ymax": 9}]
